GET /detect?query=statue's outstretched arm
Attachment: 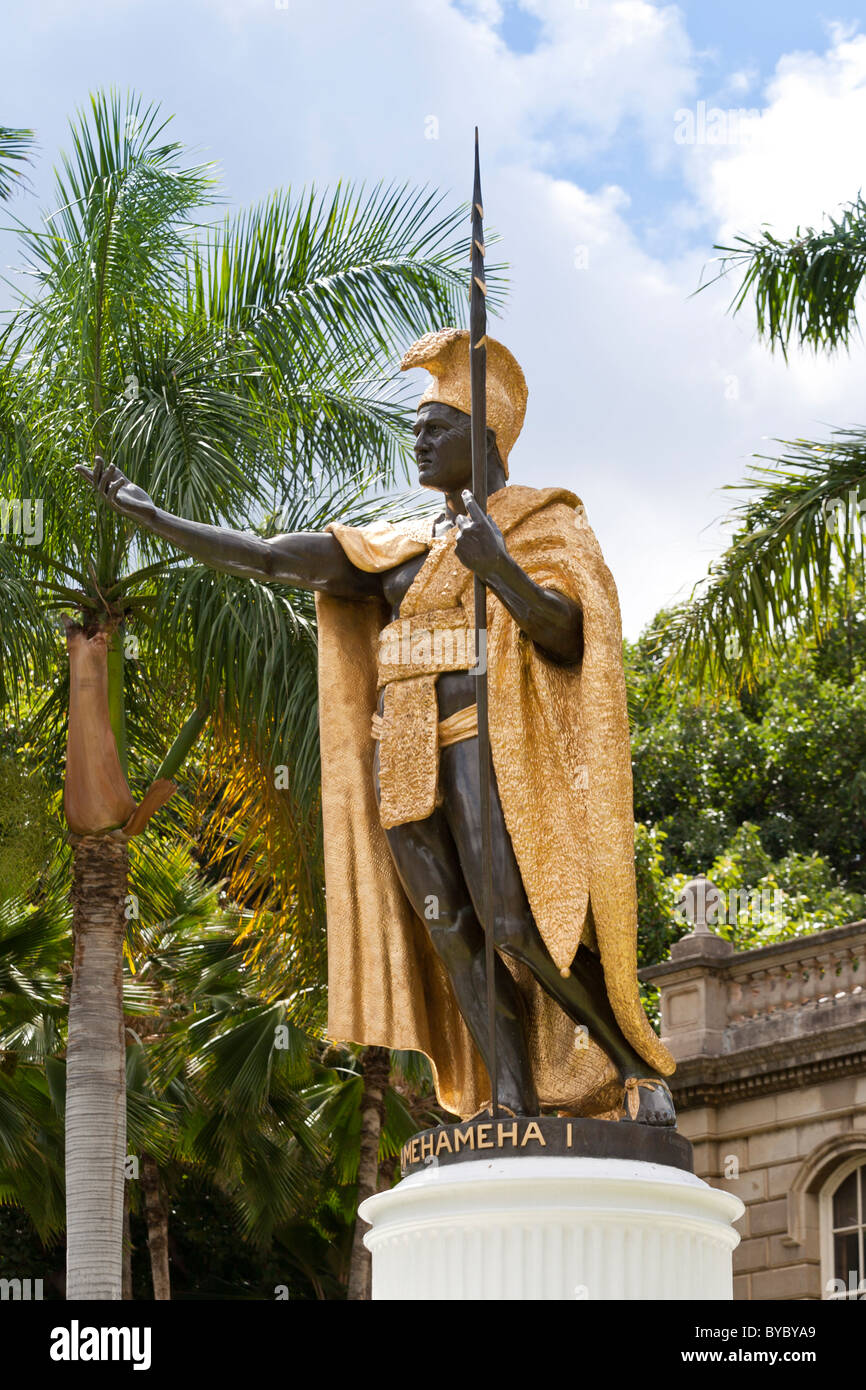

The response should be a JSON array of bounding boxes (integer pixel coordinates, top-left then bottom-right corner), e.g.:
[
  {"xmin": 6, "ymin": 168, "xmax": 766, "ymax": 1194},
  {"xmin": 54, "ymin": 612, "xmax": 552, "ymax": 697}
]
[{"xmin": 77, "ymin": 457, "xmax": 382, "ymax": 600}]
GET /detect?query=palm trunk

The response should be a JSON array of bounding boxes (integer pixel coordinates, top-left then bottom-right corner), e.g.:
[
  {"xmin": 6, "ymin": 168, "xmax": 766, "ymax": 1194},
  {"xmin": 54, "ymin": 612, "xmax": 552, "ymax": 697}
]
[
  {"xmin": 122, "ymin": 1184, "xmax": 133, "ymax": 1299},
  {"xmin": 347, "ymin": 1045, "xmax": 390, "ymax": 1301},
  {"xmin": 61, "ymin": 626, "xmax": 198, "ymax": 1301},
  {"xmin": 65, "ymin": 833, "xmax": 128, "ymax": 1300},
  {"xmin": 377, "ymin": 1153, "xmax": 397, "ymax": 1191},
  {"xmin": 141, "ymin": 1154, "xmax": 171, "ymax": 1300}
]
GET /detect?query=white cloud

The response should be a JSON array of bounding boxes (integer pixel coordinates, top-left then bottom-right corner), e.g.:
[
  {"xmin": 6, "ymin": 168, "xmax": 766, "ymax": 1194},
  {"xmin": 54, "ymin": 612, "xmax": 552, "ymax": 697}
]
[
  {"xmin": 5, "ymin": 0, "xmax": 866, "ymax": 636},
  {"xmin": 687, "ymin": 29, "xmax": 866, "ymax": 239},
  {"xmin": 725, "ymin": 67, "xmax": 759, "ymax": 96}
]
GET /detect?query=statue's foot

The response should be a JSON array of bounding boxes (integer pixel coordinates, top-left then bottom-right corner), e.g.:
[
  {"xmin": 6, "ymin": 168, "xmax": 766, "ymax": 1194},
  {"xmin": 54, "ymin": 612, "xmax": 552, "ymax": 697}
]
[{"xmin": 620, "ymin": 1077, "xmax": 676, "ymax": 1127}]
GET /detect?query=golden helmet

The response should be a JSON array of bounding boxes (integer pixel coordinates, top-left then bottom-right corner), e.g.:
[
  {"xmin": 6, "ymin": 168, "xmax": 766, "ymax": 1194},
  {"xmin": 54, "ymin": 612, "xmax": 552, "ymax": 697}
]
[{"xmin": 400, "ymin": 327, "xmax": 527, "ymax": 473}]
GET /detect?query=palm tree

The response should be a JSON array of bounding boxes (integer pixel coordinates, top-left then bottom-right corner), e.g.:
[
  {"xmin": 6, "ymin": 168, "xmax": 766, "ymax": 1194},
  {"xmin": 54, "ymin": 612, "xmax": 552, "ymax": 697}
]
[
  {"xmin": 0, "ymin": 875, "xmax": 68, "ymax": 1245},
  {"xmin": 0, "ymin": 834, "xmax": 441, "ymax": 1298},
  {"xmin": 667, "ymin": 196, "xmax": 866, "ymax": 687},
  {"xmin": 302, "ymin": 1046, "xmax": 438, "ymax": 1299},
  {"xmin": 0, "ymin": 89, "xmax": 475, "ymax": 1298},
  {"xmin": 346, "ymin": 1045, "xmax": 390, "ymax": 1301},
  {"xmin": 121, "ymin": 839, "xmax": 327, "ymax": 1300},
  {"xmin": 0, "ymin": 126, "xmax": 35, "ymax": 201}
]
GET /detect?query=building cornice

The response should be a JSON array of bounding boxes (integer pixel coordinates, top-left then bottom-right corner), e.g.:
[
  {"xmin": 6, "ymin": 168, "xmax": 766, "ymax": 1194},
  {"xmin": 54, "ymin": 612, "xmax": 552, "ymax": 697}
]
[{"xmin": 670, "ymin": 1025, "xmax": 866, "ymax": 1108}]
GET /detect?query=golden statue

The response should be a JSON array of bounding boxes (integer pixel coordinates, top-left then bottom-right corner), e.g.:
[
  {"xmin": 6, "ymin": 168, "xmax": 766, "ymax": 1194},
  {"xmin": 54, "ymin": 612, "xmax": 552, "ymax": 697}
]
[{"xmin": 87, "ymin": 325, "xmax": 675, "ymax": 1125}]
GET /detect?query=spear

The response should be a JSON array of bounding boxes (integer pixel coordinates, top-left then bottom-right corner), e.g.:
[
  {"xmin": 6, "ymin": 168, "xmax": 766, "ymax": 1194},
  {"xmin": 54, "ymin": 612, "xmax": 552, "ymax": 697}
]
[{"xmin": 469, "ymin": 128, "xmax": 499, "ymax": 1118}]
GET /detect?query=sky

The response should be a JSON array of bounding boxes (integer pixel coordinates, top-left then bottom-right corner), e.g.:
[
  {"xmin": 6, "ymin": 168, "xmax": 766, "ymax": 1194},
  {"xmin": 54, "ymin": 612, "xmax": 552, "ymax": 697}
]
[{"xmin": 4, "ymin": 0, "xmax": 866, "ymax": 636}]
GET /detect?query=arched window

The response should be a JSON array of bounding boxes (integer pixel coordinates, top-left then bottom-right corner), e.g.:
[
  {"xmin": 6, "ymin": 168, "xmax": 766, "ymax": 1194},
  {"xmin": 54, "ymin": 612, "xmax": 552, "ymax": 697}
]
[{"xmin": 822, "ymin": 1158, "xmax": 866, "ymax": 1300}]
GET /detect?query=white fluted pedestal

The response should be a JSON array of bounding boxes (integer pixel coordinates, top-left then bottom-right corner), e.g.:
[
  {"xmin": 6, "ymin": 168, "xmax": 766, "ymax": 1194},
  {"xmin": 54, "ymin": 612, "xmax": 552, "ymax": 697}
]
[{"xmin": 360, "ymin": 1155, "xmax": 743, "ymax": 1300}]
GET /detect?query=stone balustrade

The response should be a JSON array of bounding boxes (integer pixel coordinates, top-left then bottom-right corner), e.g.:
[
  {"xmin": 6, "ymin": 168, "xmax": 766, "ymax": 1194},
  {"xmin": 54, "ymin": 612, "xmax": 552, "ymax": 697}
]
[
  {"xmin": 726, "ymin": 929, "xmax": 865, "ymax": 1026},
  {"xmin": 640, "ymin": 919, "xmax": 866, "ymax": 1063}
]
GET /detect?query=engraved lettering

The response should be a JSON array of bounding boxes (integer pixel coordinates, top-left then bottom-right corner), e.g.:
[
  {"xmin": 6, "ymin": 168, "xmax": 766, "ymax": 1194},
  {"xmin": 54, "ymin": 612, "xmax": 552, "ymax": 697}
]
[
  {"xmin": 453, "ymin": 1125, "xmax": 475, "ymax": 1152},
  {"xmin": 521, "ymin": 1121, "xmax": 546, "ymax": 1147}
]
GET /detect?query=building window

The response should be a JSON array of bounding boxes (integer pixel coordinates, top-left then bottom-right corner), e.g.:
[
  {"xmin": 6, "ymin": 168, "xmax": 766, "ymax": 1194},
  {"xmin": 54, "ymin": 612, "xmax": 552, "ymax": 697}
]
[{"xmin": 823, "ymin": 1159, "xmax": 866, "ymax": 1299}]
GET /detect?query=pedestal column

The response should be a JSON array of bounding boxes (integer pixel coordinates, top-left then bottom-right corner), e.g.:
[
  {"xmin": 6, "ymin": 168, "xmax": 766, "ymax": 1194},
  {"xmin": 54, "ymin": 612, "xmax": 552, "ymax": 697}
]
[{"xmin": 360, "ymin": 1153, "xmax": 743, "ymax": 1301}]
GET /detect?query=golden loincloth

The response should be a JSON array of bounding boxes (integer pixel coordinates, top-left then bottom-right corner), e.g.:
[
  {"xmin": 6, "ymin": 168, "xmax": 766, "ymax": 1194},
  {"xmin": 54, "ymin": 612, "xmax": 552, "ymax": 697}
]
[{"xmin": 372, "ymin": 608, "xmax": 478, "ymax": 827}]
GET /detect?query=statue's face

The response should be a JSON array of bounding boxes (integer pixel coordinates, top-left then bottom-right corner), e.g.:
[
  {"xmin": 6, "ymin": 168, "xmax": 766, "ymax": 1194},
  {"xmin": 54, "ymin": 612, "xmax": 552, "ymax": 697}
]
[{"xmin": 413, "ymin": 402, "xmax": 472, "ymax": 492}]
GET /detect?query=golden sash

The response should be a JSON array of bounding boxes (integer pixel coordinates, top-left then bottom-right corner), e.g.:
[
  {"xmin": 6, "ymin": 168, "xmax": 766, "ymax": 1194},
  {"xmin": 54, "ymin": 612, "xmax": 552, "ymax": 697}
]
[{"xmin": 373, "ymin": 609, "xmax": 478, "ymax": 827}]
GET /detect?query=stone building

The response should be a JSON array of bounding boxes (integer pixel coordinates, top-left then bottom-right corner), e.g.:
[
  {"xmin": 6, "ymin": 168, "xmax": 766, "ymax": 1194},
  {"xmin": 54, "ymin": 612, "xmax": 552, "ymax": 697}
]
[{"xmin": 640, "ymin": 878, "xmax": 866, "ymax": 1301}]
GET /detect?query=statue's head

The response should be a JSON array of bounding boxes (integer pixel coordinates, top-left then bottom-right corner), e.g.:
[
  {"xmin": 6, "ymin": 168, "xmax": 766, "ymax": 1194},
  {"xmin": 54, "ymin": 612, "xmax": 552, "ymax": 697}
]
[
  {"xmin": 412, "ymin": 401, "xmax": 503, "ymax": 492},
  {"xmin": 400, "ymin": 328, "xmax": 528, "ymax": 490}
]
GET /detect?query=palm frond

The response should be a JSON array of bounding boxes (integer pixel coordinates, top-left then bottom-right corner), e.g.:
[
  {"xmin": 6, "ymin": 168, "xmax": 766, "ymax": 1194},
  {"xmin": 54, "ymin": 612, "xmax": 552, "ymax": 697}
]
[
  {"xmin": 185, "ymin": 182, "xmax": 503, "ymax": 357},
  {"xmin": 0, "ymin": 1066, "xmax": 65, "ymax": 1239},
  {"xmin": 705, "ymin": 195, "xmax": 866, "ymax": 355},
  {"xmin": 0, "ymin": 545, "xmax": 57, "ymax": 707},
  {"xmin": 664, "ymin": 428, "xmax": 866, "ymax": 689},
  {"xmin": 0, "ymin": 127, "xmax": 36, "ymax": 202}
]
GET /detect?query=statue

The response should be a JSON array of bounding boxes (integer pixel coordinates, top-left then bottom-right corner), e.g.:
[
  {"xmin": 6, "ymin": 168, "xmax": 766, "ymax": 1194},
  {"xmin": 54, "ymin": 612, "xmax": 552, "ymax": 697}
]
[{"xmin": 80, "ymin": 325, "xmax": 676, "ymax": 1127}]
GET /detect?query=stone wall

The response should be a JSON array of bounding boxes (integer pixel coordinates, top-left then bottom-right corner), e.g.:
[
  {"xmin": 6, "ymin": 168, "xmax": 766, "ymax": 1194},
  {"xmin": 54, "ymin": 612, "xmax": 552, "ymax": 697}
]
[{"xmin": 641, "ymin": 916, "xmax": 866, "ymax": 1301}]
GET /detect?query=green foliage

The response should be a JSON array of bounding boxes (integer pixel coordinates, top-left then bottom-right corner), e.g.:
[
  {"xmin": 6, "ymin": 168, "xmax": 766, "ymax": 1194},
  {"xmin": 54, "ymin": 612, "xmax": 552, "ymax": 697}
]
[
  {"xmin": 0, "ymin": 834, "xmax": 435, "ymax": 1295},
  {"xmin": 630, "ymin": 606, "xmax": 866, "ymax": 968},
  {"xmin": 634, "ymin": 822, "xmax": 679, "ymax": 966},
  {"xmin": 709, "ymin": 195, "xmax": 866, "ymax": 356},
  {"xmin": 663, "ymin": 439, "xmax": 866, "ymax": 690},
  {"xmin": 0, "ymin": 750, "xmax": 54, "ymax": 901},
  {"xmin": 0, "ymin": 865, "xmax": 69, "ymax": 1239},
  {"xmin": 637, "ymin": 817, "xmax": 863, "ymax": 970},
  {"xmin": 0, "ymin": 127, "xmax": 36, "ymax": 201},
  {"xmin": 676, "ymin": 186, "xmax": 866, "ymax": 684}
]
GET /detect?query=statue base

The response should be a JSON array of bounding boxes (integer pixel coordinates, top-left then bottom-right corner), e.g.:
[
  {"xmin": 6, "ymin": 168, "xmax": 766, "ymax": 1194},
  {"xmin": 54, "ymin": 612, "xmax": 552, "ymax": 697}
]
[{"xmin": 360, "ymin": 1119, "xmax": 743, "ymax": 1301}]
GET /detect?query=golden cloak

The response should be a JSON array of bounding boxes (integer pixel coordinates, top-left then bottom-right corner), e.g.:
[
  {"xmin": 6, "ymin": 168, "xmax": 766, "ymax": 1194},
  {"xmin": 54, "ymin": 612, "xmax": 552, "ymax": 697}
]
[{"xmin": 316, "ymin": 484, "xmax": 674, "ymax": 1118}]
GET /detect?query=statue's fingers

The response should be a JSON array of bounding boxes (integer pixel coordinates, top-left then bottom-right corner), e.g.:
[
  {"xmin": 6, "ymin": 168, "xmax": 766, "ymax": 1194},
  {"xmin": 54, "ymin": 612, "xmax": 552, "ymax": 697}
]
[
  {"xmin": 108, "ymin": 477, "xmax": 125, "ymax": 502},
  {"xmin": 461, "ymin": 491, "xmax": 487, "ymax": 523},
  {"xmin": 75, "ymin": 463, "xmax": 94, "ymax": 484}
]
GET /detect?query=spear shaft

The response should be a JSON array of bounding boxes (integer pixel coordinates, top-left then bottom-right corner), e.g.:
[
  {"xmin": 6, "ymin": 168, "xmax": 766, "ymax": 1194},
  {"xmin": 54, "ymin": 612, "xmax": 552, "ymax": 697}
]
[{"xmin": 469, "ymin": 128, "xmax": 498, "ymax": 1118}]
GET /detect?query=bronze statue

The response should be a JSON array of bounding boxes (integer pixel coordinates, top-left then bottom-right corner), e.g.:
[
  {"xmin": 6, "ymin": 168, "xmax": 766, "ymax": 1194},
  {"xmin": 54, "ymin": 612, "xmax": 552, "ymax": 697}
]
[{"xmin": 80, "ymin": 325, "xmax": 675, "ymax": 1126}]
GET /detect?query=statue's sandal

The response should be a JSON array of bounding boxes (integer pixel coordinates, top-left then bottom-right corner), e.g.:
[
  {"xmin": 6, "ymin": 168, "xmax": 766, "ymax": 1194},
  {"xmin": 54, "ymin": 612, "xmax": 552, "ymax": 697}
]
[{"xmin": 620, "ymin": 1077, "xmax": 676, "ymax": 1127}]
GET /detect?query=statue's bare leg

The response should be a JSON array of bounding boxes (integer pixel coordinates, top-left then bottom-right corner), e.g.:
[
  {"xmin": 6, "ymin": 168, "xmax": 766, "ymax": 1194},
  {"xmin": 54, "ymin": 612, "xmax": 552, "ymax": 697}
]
[
  {"xmin": 439, "ymin": 737, "xmax": 675, "ymax": 1123},
  {"xmin": 374, "ymin": 749, "xmax": 539, "ymax": 1115}
]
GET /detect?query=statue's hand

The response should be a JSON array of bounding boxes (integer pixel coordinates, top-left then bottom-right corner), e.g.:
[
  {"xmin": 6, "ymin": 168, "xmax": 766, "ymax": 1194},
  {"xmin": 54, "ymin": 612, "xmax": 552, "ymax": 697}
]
[
  {"xmin": 454, "ymin": 490, "xmax": 508, "ymax": 580},
  {"xmin": 76, "ymin": 455, "xmax": 156, "ymax": 525}
]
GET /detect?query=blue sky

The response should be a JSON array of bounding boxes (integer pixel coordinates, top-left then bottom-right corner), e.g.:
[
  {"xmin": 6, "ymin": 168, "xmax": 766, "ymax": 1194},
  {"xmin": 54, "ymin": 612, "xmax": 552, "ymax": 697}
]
[{"xmin": 4, "ymin": 1, "xmax": 866, "ymax": 635}]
